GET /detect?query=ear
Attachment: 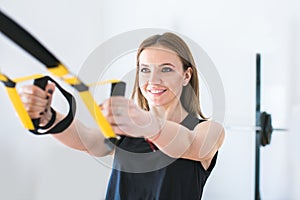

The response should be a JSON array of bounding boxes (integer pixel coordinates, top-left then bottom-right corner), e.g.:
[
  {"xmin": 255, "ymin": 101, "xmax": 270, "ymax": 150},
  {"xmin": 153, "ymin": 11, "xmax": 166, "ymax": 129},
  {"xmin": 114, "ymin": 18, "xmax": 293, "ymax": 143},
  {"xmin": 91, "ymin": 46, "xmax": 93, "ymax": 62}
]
[{"xmin": 183, "ymin": 67, "xmax": 192, "ymax": 86}]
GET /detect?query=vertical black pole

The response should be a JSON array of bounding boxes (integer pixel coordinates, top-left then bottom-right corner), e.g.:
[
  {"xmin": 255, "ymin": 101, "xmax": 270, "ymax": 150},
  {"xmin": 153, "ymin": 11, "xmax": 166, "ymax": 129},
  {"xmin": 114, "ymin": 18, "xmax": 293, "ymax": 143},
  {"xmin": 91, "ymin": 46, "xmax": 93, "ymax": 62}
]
[{"xmin": 255, "ymin": 53, "xmax": 261, "ymax": 200}]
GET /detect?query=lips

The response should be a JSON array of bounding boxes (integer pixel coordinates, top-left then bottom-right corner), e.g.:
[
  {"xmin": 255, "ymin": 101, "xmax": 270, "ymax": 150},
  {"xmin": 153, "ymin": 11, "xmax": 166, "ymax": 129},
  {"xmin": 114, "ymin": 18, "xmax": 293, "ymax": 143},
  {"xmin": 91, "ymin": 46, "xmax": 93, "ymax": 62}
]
[
  {"xmin": 146, "ymin": 87, "xmax": 167, "ymax": 95},
  {"xmin": 149, "ymin": 89, "xmax": 167, "ymax": 94}
]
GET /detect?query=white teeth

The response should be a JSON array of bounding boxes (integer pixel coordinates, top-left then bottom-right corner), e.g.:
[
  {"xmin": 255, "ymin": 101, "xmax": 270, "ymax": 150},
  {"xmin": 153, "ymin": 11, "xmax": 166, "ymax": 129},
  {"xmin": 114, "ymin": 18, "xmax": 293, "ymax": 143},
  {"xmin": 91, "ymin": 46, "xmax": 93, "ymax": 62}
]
[{"xmin": 150, "ymin": 89, "xmax": 164, "ymax": 94}]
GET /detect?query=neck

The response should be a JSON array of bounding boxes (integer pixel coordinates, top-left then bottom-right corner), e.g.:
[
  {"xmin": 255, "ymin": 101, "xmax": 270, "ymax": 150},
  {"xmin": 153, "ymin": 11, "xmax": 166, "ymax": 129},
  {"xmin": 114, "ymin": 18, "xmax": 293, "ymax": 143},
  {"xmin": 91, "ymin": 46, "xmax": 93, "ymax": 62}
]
[{"xmin": 149, "ymin": 100, "xmax": 188, "ymax": 123}]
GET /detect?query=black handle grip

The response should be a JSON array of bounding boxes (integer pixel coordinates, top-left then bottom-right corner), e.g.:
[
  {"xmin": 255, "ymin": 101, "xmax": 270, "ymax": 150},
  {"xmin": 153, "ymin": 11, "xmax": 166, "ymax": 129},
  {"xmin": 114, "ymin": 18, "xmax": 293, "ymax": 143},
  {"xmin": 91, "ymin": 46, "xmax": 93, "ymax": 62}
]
[
  {"xmin": 31, "ymin": 77, "xmax": 49, "ymax": 129},
  {"xmin": 111, "ymin": 82, "xmax": 126, "ymax": 96},
  {"xmin": 29, "ymin": 76, "xmax": 76, "ymax": 135},
  {"xmin": 105, "ymin": 81, "xmax": 126, "ymax": 151}
]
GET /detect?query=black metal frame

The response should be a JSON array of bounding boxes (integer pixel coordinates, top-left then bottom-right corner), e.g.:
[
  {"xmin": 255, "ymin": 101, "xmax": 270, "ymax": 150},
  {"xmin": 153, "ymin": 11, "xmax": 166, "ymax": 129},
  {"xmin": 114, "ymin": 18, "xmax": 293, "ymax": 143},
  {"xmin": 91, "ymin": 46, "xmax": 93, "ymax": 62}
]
[{"xmin": 255, "ymin": 53, "xmax": 261, "ymax": 200}]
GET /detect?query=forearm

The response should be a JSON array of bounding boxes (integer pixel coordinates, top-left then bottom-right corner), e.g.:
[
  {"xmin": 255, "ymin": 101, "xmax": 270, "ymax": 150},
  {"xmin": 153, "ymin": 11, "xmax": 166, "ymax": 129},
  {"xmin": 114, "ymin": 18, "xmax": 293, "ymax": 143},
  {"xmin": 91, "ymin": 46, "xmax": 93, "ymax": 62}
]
[
  {"xmin": 51, "ymin": 112, "xmax": 111, "ymax": 157},
  {"xmin": 149, "ymin": 121, "xmax": 224, "ymax": 161},
  {"xmin": 148, "ymin": 120, "xmax": 193, "ymax": 158}
]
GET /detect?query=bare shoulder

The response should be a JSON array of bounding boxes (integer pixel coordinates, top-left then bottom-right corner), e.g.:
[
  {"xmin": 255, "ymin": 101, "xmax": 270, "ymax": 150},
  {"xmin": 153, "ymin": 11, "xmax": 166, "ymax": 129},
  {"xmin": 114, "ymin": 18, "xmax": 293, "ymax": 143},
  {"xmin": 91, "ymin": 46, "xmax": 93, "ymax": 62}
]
[
  {"xmin": 193, "ymin": 120, "xmax": 225, "ymax": 160},
  {"xmin": 196, "ymin": 120, "xmax": 225, "ymax": 138}
]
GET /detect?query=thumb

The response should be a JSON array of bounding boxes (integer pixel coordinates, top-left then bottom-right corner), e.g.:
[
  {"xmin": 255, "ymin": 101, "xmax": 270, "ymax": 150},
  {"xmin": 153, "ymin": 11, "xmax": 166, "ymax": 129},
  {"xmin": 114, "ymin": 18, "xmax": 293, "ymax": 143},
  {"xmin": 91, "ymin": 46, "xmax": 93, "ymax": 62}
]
[
  {"xmin": 39, "ymin": 82, "xmax": 56, "ymax": 126},
  {"xmin": 45, "ymin": 82, "xmax": 56, "ymax": 104}
]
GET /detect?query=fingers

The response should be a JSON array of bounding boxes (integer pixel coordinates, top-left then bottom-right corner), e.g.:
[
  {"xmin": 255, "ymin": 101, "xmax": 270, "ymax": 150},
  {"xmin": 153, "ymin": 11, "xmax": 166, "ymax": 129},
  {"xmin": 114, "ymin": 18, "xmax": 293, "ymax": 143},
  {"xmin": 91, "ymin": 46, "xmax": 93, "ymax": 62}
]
[
  {"xmin": 101, "ymin": 97, "xmax": 131, "ymax": 119},
  {"xmin": 40, "ymin": 83, "xmax": 56, "ymax": 125},
  {"xmin": 20, "ymin": 93, "xmax": 48, "ymax": 107},
  {"xmin": 100, "ymin": 97, "xmax": 130, "ymax": 133},
  {"xmin": 45, "ymin": 83, "xmax": 55, "ymax": 97},
  {"xmin": 44, "ymin": 83, "xmax": 55, "ymax": 108},
  {"xmin": 100, "ymin": 97, "xmax": 159, "ymax": 138},
  {"xmin": 111, "ymin": 124, "xmax": 125, "ymax": 135},
  {"xmin": 20, "ymin": 82, "xmax": 56, "ymax": 121}
]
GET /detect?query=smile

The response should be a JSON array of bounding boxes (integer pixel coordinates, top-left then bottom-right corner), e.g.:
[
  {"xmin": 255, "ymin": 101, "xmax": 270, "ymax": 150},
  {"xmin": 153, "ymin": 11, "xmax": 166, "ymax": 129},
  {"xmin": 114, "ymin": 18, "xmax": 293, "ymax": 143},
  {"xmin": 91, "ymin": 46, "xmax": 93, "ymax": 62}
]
[
  {"xmin": 149, "ymin": 89, "xmax": 166, "ymax": 93},
  {"xmin": 147, "ymin": 89, "xmax": 167, "ymax": 95}
]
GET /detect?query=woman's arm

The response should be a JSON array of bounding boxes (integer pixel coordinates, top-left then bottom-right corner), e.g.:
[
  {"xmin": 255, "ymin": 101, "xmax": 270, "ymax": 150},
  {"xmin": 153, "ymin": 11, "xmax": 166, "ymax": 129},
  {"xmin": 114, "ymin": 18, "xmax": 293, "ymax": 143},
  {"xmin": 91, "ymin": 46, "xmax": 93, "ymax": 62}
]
[
  {"xmin": 148, "ymin": 120, "xmax": 225, "ymax": 162},
  {"xmin": 51, "ymin": 112, "xmax": 112, "ymax": 157},
  {"xmin": 20, "ymin": 83, "xmax": 112, "ymax": 157},
  {"xmin": 102, "ymin": 96, "xmax": 225, "ymax": 164}
]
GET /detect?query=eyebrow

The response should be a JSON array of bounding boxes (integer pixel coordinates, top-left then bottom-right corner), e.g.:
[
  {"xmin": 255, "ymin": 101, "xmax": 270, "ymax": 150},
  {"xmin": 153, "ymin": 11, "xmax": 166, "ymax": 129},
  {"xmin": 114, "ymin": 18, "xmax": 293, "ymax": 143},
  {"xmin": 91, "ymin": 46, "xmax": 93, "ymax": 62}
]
[{"xmin": 139, "ymin": 63, "xmax": 176, "ymax": 68}]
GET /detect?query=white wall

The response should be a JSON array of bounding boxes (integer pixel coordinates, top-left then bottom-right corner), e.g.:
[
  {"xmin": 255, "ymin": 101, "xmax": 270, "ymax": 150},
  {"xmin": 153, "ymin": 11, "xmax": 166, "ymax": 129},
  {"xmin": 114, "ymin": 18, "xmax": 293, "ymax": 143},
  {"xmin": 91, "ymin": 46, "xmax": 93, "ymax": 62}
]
[{"xmin": 1, "ymin": 0, "xmax": 299, "ymax": 199}]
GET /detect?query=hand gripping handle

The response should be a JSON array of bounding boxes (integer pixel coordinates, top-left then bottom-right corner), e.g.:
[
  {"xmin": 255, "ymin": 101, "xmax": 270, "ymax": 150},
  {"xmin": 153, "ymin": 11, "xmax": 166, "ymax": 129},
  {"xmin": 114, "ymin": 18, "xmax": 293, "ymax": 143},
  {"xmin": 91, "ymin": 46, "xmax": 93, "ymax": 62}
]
[
  {"xmin": 30, "ymin": 76, "xmax": 76, "ymax": 135},
  {"xmin": 105, "ymin": 81, "xmax": 126, "ymax": 151}
]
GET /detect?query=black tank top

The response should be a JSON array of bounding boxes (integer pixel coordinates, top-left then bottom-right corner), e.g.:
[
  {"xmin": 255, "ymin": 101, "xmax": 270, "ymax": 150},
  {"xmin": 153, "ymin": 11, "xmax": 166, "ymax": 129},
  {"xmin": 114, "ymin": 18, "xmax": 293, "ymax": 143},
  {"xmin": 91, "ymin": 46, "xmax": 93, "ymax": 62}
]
[{"xmin": 106, "ymin": 114, "xmax": 218, "ymax": 200}]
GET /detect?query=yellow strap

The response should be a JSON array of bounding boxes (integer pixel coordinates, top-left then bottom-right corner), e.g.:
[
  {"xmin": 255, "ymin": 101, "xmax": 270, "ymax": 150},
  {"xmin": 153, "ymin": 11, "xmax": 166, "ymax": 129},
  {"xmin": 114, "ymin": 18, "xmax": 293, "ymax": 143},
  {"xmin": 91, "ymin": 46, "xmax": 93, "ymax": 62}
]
[
  {"xmin": 87, "ymin": 79, "xmax": 121, "ymax": 87},
  {"xmin": 48, "ymin": 64, "xmax": 69, "ymax": 77},
  {"xmin": 64, "ymin": 77, "xmax": 121, "ymax": 88},
  {"xmin": 63, "ymin": 77, "xmax": 81, "ymax": 85},
  {"xmin": 5, "ymin": 87, "xmax": 35, "ymax": 130},
  {"xmin": 79, "ymin": 91, "xmax": 116, "ymax": 138},
  {"xmin": 2, "ymin": 71, "xmax": 118, "ymax": 138},
  {"xmin": 13, "ymin": 74, "xmax": 44, "ymax": 83},
  {"xmin": 0, "ymin": 73, "xmax": 9, "ymax": 82}
]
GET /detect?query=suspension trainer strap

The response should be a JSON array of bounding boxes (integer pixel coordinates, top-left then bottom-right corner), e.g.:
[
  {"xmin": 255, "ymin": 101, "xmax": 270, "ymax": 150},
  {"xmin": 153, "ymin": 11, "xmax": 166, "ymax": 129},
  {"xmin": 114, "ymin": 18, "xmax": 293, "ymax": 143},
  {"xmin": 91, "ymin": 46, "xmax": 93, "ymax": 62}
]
[
  {"xmin": 0, "ymin": 10, "xmax": 124, "ymax": 141},
  {"xmin": 0, "ymin": 73, "xmax": 34, "ymax": 130},
  {"xmin": 0, "ymin": 10, "xmax": 60, "ymax": 68},
  {"xmin": 31, "ymin": 76, "xmax": 76, "ymax": 134},
  {"xmin": 0, "ymin": 74, "xmax": 76, "ymax": 134}
]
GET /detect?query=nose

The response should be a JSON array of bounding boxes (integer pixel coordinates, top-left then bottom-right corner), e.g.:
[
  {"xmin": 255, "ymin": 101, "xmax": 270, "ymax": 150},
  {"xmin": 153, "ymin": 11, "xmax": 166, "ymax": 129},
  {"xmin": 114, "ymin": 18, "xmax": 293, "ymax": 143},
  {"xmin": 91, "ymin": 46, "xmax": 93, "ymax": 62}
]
[{"xmin": 148, "ymin": 69, "xmax": 161, "ymax": 84}]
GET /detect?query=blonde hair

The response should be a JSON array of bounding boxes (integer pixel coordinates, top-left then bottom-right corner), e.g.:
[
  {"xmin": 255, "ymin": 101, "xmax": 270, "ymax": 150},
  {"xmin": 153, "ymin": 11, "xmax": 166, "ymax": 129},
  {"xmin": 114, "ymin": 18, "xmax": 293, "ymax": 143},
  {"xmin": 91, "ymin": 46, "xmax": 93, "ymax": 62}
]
[{"xmin": 131, "ymin": 32, "xmax": 207, "ymax": 119}]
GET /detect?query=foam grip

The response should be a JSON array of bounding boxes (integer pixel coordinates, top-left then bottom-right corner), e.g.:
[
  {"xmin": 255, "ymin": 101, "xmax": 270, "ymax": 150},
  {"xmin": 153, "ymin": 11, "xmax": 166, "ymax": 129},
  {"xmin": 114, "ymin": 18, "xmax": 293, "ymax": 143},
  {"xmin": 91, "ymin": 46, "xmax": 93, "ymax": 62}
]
[
  {"xmin": 105, "ymin": 81, "xmax": 126, "ymax": 150},
  {"xmin": 111, "ymin": 81, "xmax": 126, "ymax": 97},
  {"xmin": 31, "ymin": 77, "xmax": 49, "ymax": 129},
  {"xmin": 29, "ymin": 76, "xmax": 76, "ymax": 135}
]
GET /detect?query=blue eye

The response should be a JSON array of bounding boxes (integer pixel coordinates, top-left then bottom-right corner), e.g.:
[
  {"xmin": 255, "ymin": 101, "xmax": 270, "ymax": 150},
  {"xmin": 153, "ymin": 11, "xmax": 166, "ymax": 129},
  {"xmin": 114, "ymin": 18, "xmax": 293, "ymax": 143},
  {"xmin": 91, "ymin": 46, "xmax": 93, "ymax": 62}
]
[
  {"xmin": 140, "ymin": 68, "xmax": 150, "ymax": 73},
  {"xmin": 161, "ymin": 67, "xmax": 173, "ymax": 72}
]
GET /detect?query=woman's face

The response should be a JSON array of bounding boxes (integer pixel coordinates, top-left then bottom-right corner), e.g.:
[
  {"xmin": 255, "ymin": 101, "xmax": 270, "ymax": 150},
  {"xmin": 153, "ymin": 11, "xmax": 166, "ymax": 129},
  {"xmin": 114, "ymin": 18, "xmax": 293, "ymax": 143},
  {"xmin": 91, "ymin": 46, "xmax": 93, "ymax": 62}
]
[{"xmin": 138, "ymin": 46, "xmax": 190, "ymax": 108}]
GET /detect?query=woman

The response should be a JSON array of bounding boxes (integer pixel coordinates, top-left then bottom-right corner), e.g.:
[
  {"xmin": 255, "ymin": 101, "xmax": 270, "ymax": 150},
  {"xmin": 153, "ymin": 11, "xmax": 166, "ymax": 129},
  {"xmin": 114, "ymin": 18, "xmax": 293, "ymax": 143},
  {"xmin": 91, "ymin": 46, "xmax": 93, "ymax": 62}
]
[{"xmin": 20, "ymin": 32, "xmax": 225, "ymax": 200}]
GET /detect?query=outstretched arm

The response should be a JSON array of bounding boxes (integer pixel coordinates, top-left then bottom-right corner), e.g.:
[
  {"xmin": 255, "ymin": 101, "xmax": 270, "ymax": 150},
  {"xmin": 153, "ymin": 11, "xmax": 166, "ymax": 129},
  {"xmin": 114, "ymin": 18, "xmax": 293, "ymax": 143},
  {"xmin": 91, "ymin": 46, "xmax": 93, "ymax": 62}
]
[
  {"xmin": 102, "ymin": 96, "xmax": 225, "ymax": 167},
  {"xmin": 51, "ymin": 112, "xmax": 111, "ymax": 157},
  {"xmin": 20, "ymin": 83, "xmax": 112, "ymax": 157},
  {"xmin": 148, "ymin": 120, "xmax": 225, "ymax": 164}
]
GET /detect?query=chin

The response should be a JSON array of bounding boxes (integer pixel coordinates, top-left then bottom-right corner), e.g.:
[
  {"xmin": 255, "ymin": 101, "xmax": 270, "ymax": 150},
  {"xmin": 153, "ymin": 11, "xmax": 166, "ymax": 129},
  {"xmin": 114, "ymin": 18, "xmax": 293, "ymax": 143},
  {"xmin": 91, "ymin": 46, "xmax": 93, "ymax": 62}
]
[{"xmin": 148, "ymin": 100, "xmax": 168, "ymax": 108}]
